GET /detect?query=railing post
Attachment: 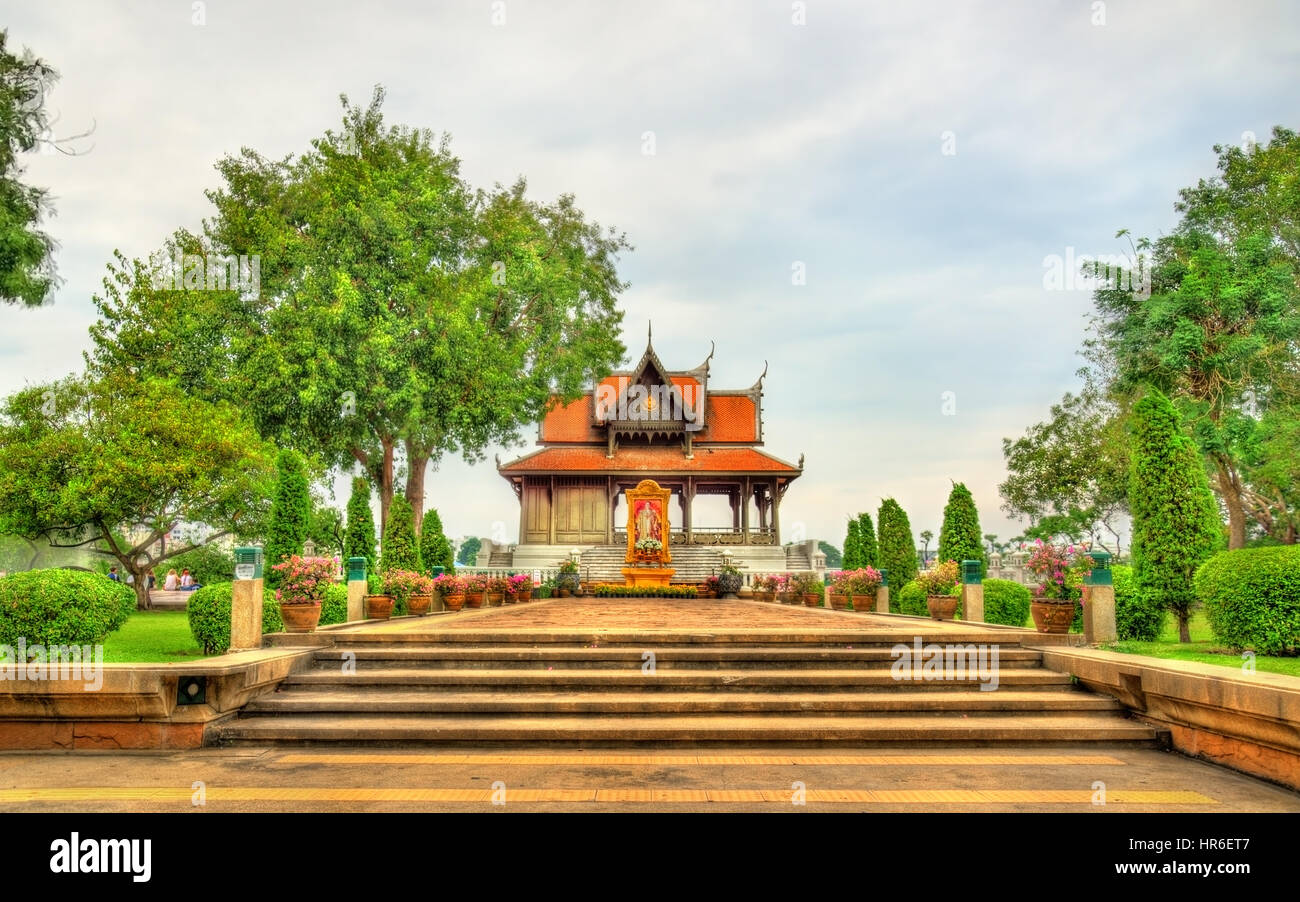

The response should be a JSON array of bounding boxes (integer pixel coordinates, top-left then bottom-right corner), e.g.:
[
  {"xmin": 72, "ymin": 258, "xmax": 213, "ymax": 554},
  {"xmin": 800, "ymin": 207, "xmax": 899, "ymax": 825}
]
[
  {"xmin": 346, "ymin": 557, "xmax": 367, "ymax": 621},
  {"xmin": 960, "ymin": 560, "xmax": 983, "ymax": 623},
  {"xmin": 231, "ymin": 546, "xmax": 264, "ymax": 651},
  {"xmin": 876, "ymin": 568, "xmax": 890, "ymax": 613},
  {"xmin": 1083, "ymin": 551, "xmax": 1116, "ymax": 644}
]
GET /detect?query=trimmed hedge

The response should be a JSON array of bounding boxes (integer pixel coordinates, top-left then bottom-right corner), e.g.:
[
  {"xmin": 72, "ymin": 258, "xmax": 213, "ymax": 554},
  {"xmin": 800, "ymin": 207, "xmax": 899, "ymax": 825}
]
[
  {"xmin": 983, "ymin": 578, "xmax": 1030, "ymax": 627},
  {"xmin": 0, "ymin": 569, "xmax": 134, "ymax": 647},
  {"xmin": 186, "ymin": 581, "xmax": 284, "ymax": 655},
  {"xmin": 321, "ymin": 582, "xmax": 349, "ymax": 626},
  {"xmin": 1113, "ymin": 564, "xmax": 1164, "ymax": 640},
  {"xmin": 1195, "ymin": 546, "xmax": 1300, "ymax": 656},
  {"xmin": 938, "ymin": 482, "xmax": 986, "ymax": 578}
]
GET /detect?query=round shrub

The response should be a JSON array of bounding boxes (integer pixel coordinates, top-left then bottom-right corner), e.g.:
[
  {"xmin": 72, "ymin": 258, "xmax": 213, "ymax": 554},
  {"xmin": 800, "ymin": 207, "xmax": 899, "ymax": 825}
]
[
  {"xmin": 1112, "ymin": 564, "xmax": 1164, "ymax": 640},
  {"xmin": 321, "ymin": 582, "xmax": 349, "ymax": 626},
  {"xmin": 186, "ymin": 581, "xmax": 284, "ymax": 655},
  {"xmin": 1195, "ymin": 546, "xmax": 1300, "ymax": 656},
  {"xmin": 0, "ymin": 569, "xmax": 135, "ymax": 647},
  {"xmin": 983, "ymin": 579, "xmax": 1030, "ymax": 627}
]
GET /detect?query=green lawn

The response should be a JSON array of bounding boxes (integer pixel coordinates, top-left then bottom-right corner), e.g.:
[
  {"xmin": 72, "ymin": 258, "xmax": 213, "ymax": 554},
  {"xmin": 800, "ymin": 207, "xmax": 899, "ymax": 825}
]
[
  {"xmin": 1103, "ymin": 610, "xmax": 1300, "ymax": 678},
  {"xmin": 103, "ymin": 611, "xmax": 207, "ymax": 663}
]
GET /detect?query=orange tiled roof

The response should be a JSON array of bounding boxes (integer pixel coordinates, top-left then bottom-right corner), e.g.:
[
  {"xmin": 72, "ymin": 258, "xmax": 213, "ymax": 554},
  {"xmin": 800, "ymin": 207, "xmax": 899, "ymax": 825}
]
[
  {"xmin": 500, "ymin": 446, "xmax": 798, "ymax": 474},
  {"xmin": 704, "ymin": 395, "xmax": 756, "ymax": 442},
  {"xmin": 539, "ymin": 396, "xmax": 601, "ymax": 443}
]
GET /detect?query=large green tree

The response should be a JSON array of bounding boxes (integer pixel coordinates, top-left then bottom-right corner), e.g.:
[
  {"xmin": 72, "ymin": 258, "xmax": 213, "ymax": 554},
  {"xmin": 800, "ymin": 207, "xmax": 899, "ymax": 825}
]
[
  {"xmin": 999, "ymin": 384, "xmax": 1130, "ymax": 553},
  {"xmin": 938, "ymin": 482, "xmax": 986, "ymax": 575},
  {"xmin": 344, "ymin": 476, "xmax": 377, "ymax": 577},
  {"xmin": 418, "ymin": 507, "xmax": 454, "ymax": 575},
  {"xmin": 0, "ymin": 30, "xmax": 59, "ymax": 306},
  {"xmin": 455, "ymin": 535, "xmax": 481, "ymax": 566},
  {"xmin": 204, "ymin": 87, "xmax": 629, "ymax": 532},
  {"xmin": 0, "ymin": 373, "xmax": 273, "ymax": 608},
  {"xmin": 1090, "ymin": 127, "xmax": 1300, "ymax": 548},
  {"xmin": 1128, "ymin": 390, "xmax": 1223, "ymax": 642},
  {"xmin": 263, "ymin": 449, "xmax": 311, "ymax": 586},
  {"xmin": 877, "ymin": 498, "xmax": 918, "ymax": 587},
  {"xmin": 856, "ymin": 511, "xmax": 878, "ymax": 568}
]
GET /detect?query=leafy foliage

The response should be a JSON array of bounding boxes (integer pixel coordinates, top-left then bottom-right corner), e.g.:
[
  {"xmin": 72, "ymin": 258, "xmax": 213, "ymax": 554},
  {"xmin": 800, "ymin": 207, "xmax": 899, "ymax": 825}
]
[
  {"xmin": 456, "ymin": 536, "xmax": 481, "ymax": 566},
  {"xmin": 876, "ymin": 498, "xmax": 918, "ymax": 588},
  {"xmin": 320, "ymin": 582, "xmax": 349, "ymax": 626},
  {"xmin": 817, "ymin": 541, "xmax": 842, "ymax": 569},
  {"xmin": 841, "ymin": 520, "xmax": 862, "ymax": 570},
  {"xmin": 856, "ymin": 512, "xmax": 878, "ymax": 568},
  {"xmin": 379, "ymin": 494, "xmax": 421, "ymax": 574},
  {"xmin": 938, "ymin": 483, "xmax": 986, "ymax": 577},
  {"xmin": 263, "ymin": 449, "xmax": 311, "ymax": 587},
  {"xmin": 419, "ymin": 508, "xmax": 455, "ymax": 575},
  {"xmin": 1195, "ymin": 546, "xmax": 1300, "ymax": 656},
  {"xmin": 1111, "ymin": 563, "xmax": 1164, "ymax": 641},
  {"xmin": 1128, "ymin": 391, "xmax": 1223, "ymax": 642},
  {"xmin": 344, "ymin": 477, "xmax": 377, "ymax": 578},
  {"xmin": 982, "ymin": 578, "xmax": 1031, "ymax": 627},
  {"xmin": 160, "ymin": 543, "xmax": 233, "ymax": 587},
  {"xmin": 0, "ymin": 569, "xmax": 133, "ymax": 646},
  {"xmin": 185, "ymin": 581, "xmax": 282, "ymax": 655}
]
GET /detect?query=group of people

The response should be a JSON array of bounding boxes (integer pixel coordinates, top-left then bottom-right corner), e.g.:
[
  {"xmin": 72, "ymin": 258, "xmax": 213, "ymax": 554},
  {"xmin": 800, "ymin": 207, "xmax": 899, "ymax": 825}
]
[{"xmin": 107, "ymin": 567, "xmax": 200, "ymax": 591}]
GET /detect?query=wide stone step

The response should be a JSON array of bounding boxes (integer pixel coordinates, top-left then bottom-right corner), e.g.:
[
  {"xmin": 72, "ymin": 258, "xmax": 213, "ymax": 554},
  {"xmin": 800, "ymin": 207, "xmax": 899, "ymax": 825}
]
[
  {"xmin": 283, "ymin": 667, "xmax": 1069, "ymax": 691},
  {"xmin": 315, "ymin": 645, "xmax": 1044, "ymax": 670},
  {"xmin": 244, "ymin": 688, "xmax": 1121, "ymax": 715},
  {"xmin": 218, "ymin": 712, "xmax": 1160, "ymax": 746},
  {"xmin": 329, "ymin": 629, "xmax": 1031, "ymax": 647}
]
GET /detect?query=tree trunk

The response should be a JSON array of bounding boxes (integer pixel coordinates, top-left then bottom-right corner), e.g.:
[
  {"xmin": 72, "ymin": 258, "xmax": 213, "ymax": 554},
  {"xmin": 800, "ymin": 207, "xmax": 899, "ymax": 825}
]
[
  {"xmin": 1212, "ymin": 454, "xmax": 1247, "ymax": 549},
  {"xmin": 1178, "ymin": 611, "xmax": 1191, "ymax": 643},
  {"xmin": 377, "ymin": 437, "xmax": 395, "ymax": 532},
  {"xmin": 405, "ymin": 442, "xmax": 429, "ymax": 536}
]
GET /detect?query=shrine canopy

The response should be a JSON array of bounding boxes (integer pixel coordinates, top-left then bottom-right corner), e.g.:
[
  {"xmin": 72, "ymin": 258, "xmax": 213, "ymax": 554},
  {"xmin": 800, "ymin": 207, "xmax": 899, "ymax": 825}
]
[{"xmin": 498, "ymin": 332, "xmax": 803, "ymax": 548}]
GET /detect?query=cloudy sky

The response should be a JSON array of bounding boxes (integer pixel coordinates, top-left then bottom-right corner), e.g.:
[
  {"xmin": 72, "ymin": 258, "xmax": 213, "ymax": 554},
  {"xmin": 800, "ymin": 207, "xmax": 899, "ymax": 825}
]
[{"xmin": 3, "ymin": 0, "xmax": 1298, "ymax": 551}]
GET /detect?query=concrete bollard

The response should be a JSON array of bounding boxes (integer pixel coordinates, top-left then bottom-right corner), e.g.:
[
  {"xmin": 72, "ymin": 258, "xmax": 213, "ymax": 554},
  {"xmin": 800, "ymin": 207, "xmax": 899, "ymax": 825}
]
[
  {"xmin": 346, "ymin": 557, "xmax": 367, "ymax": 622},
  {"xmin": 875, "ymin": 569, "xmax": 890, "ymax": 613},
  {"xmin": 960, "ymin": 559, "xmax": 984, "ymax": 623},
  {"xmin": 1084, "ymin": 551, "xmax": 1117, "ymax": 644},
  {"xmin": 231, "ymin": 546, "xmax": 264, "ymax": 651}
]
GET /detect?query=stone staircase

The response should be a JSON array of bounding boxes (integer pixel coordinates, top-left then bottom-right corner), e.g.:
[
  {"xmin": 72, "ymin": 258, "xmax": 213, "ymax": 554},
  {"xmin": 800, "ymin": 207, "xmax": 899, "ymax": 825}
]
[
  {"xmin": 579, "ymin": 545, "xmax": 722, "ymax": 584},
  {"xmin": 487, "ymin": 551, "xmax": 513, "ymax": 568},
  {"xmin": 217, "ymin": 627, "xmax": 1162, "ymax": 747},
  {"xmin": 785, "ymin": 546, "xmax": 812, "ymax": 570}
]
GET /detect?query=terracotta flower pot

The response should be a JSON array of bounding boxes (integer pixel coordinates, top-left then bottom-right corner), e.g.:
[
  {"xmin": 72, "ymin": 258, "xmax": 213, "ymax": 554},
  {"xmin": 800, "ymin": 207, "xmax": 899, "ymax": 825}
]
[
  {"xmin": 927, "ymin": 595, "xmax": 958, "ymax": 621},
  {"xmin": 557, "ymin": 588, "xmax": 571, "ymax": 598},
  {"xmin": 408, "ymin": 594, "xmax": 433, "ymax": 616},
  {"xmin": 486, "ymin": 591, "xmax": 504, "ymax": 607},
  {"xmin": 802, "ymin": 593, "xmax": 819, "ymax": 607},
  {"xmin": 280, "ymin": 602, "xmax": 321, "ymax": 633},
  {"xmin": 465, "ymin": 591, "xmax": 484, "ymax": 609},
  {"xmin": 829, "ymin": 593, "xmax": 850, "ymax": 611},
  {"xmin": 442, "ymin": 592, "xmax": 465, "ymax": 612},
  {"xmin": 1031, "ymin": 600, "xmax": 1075, "ymax": 634},
  {"xmin": 366, "ymin": 595, "xmax": 394, "ymax": 620}
]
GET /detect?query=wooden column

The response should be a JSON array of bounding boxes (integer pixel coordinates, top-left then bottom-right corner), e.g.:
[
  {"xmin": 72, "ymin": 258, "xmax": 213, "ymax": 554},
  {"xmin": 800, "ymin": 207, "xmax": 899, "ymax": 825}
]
[
  {"xmin": 548, "ymin": 475, "xmax": 556, "ymax": 545},
  {"xmin": 518, "ymin": 477, "xmax": 528, "ymax": 548},
  {"xmin": 741, "ymin": 476, "xmax": 751, "ymax": 544},
  {"xmin": 605, "ymin": 476, "xmax": 614, "ymax": 544},
  {"xmin": 685, "ymin": 476, "xmax": 694, "ymax": 543},
  {"xmin": 772, "ymin": 479, "xmax": 781, "ymax": 544}
]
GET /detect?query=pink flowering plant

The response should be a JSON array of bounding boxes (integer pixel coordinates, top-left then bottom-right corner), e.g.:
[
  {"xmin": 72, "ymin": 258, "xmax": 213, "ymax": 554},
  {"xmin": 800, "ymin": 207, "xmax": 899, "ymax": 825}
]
[
  {"xmin": 463, "ymin": 574, "xmax": 488, "ymax": 593},
  {"xmin": 832, "ymin": 567, "xmax": 883, "ymax": 597},
  {"xmin": 432, "ymin": 574, "xmax": 466, "ymax": 596},
  {"xmin": 271, "ymin": 556, "xmax": 337, "ymax": 606},
  {"xmin": 380, "ymin": 569, "xmax": 426, "ymax": 607},
  {"xmin": 508, "ymin": 573, "xmax": 530, "ymax": 593},
  {"xmin": 1025, "ymin": 540, "xmax": 1091, "ymax": 601}
]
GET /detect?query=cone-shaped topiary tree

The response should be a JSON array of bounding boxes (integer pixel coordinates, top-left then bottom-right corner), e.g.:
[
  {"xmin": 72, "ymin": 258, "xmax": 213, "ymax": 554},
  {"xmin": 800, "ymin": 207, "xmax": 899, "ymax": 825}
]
[
  {"xmin": 877, "ymin": 498, "xmax": 918, "ymax": 588},
  {"xmin": 857, "ymin": 511, "xmax": 879, "ymax": 568},
  {"xmin": 842, "ymin": 519, "xmax": 863, "ymax": 570},
  {"xmin": 380, "ymin": 493, "xmax": 422, "ymax": 574},
  {"xmin": 264, "ymin": 449, "xmax": 311, "ymax": 587},
  {"xmin": 1128, "ymin": 390, "xmax": 1222, "ymax": 642},
  {"xmin": 419, "ymin": 507, "xmax": 456, "ymax": 575},
  {"xmin": 938, "ymin": 482, "xmax": 986, "ymax": 576},
  {"xmin": 344, "ymin": 476, "xmax": 378, "ymax": 578}
]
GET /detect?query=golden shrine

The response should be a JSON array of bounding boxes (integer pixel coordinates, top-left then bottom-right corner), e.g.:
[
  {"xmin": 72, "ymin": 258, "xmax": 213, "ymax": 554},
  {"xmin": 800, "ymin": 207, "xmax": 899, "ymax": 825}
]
[{"xmin": 621, "ymin": 479, "xmax": 675, "ymax": 587}]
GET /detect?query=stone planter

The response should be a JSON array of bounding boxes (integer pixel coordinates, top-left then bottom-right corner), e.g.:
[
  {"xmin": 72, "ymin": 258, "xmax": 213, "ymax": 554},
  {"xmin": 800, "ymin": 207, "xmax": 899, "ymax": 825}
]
[
  {"xmin": 280, "ymin": 602, "xmax": 321, "ymax": 633},
  {"xmin": 927, "ymin": 595, "xmax": 958, "ymax": 621},
  {"xmin": 465, "ymin": 591, "xmax": 485, "ymax": 609},
  {"xmin": 408, "ymin": 594, "xmax": 433, "ymax": 616},
  {"xmin": 829, "ymin": 593, "xmax": 850, "ymax": 611},
  {"xmin": 1031, "ymin": 600, "xmax": 1075, "ymax": 634},
  {"xmin": 366, "ymin": 594, "xmax": 394, "ymax": 620},
  {"xmin": 442, "ymin": 592, "xmax": 465, "ymax": 612},
  {"xmin": 716, "ymin": 572, "xmax": 743, "ymax": 599}
]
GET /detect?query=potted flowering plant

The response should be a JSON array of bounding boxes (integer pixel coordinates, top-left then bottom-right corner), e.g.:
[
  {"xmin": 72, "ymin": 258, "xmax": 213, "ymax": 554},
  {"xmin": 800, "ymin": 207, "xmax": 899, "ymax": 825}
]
[
  {"xmin": 790, "ymin": 571, "xmax": 823, "ymax": 607},
  {"xmin": 507, "ymin": 573, "xmax": 531, "ymax": 603},
  {"xmin": 844, "ymin": 567, "xmax": 883, "ymax": 611},
  {"xmin": 716, "ymin": 564, "xmax": 743, "ymax": 599},
  {"xmin": 751, "ymin": 575, "xmax": 777, "ymax": 602},
  {"xmin": 774, "ymin": 573, "xmax": 796, "ymax": 604},
  {"xmin": 485, "ymin": 575, "xmax": 508, "ymax": 607},
  {"xmin": 634, "ymin": 537, "xmax": 663, "ymax": 556},
  {"xmin": 364, "ymin": 572, "xmax": 393, "ymax": 620},
  {"xmin": 271, "ymin": 555, "xmax": 335, "ymax": 632},
  {"xmin": 556, "ymin": 560, "xmax": 580, "ymax": 596},
  {"xmin": 409, "ymin": 573, "xmax": 436, "ymax": 616},
  {"xmin": 433, "ymin": 574, "xmax": 467, "ymax": 612},
  {"xmin": 701, "ymin": 575, "xmax": 719, "ymax": 598},
  {"xmin": 918, "ymin": 560, "xmax": 960, "ymax": 620},
  {"xmin": 382, "ymin": 569, "xmax": 425, "ymax": 616},
  {"xmin": 1025, "ymin": 540, "xmax": 1091, "ymax": 633},
  {"xmin": 463, "ymin": 573, "xmax": 488, "ymax": 608}
]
